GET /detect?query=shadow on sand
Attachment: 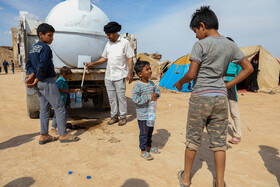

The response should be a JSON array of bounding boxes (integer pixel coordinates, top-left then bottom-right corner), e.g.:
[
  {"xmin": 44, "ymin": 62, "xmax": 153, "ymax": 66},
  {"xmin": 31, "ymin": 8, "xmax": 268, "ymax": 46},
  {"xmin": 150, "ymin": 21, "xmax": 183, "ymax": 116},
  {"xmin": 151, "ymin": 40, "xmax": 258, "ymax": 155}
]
[
  {"xmin": 121, "ymin": 178, "xmax": 149, "ymax": 187},
  {"xmin": 191, "ymin": 132, "xmax": 216, "ymax": 179},
  {"xmin": 259, "ymin": 145, "xmax": 280, "ymax": 185},
  {"xmin": 152, "ymin": 129, "xmax": 171, "ymax": 149},
  {"xmin": 66, "ymin": 101, "xmax": 110, "ymax": 136},
  {"xmin": 126, "ymin": 97, "xmax": 137, "ymax": 123},
  {"xmin": 0, "ymin": 132, "xmax": 40, "ymax": 150},
  {"xmin": 3, "ymin": 177, "xmax": 35, "ymax": 187}
]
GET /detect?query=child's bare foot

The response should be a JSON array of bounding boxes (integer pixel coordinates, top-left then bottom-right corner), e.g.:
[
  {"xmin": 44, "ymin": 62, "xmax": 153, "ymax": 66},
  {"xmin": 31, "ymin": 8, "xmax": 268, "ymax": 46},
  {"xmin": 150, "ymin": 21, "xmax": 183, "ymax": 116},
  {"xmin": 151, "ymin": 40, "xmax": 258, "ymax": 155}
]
[{"xmin": 51, "ymin": 129, "xmax": 57, "ymax": 135}]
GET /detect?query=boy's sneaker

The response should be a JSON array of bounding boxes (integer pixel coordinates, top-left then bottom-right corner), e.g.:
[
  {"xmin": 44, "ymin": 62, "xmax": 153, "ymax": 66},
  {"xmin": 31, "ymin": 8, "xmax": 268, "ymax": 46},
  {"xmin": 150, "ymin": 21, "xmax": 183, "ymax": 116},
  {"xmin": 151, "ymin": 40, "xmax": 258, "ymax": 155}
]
[
  {"xmin": 107, "ymin": 116, "xmax": 119, "ymax": 125},
  {"xmin": 118, "ymin": 118, "xmax": 127, "ymax": 126}
]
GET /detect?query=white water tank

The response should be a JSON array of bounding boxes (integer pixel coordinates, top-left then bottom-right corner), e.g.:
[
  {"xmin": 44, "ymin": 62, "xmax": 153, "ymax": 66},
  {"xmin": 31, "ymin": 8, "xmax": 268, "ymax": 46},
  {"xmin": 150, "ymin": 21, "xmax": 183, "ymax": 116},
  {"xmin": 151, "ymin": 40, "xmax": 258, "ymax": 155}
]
[{"xmin": 45, "ymin": 0, "xmax": 110, "ymax": 68}]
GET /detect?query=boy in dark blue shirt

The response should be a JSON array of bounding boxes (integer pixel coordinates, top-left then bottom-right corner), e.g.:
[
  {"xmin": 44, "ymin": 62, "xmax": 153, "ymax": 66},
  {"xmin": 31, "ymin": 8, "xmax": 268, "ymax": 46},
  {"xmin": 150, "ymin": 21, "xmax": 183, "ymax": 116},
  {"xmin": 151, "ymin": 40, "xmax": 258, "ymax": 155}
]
[{"xmin": 25, "ymin": 23, "xmax": 79, "ymax": 144}]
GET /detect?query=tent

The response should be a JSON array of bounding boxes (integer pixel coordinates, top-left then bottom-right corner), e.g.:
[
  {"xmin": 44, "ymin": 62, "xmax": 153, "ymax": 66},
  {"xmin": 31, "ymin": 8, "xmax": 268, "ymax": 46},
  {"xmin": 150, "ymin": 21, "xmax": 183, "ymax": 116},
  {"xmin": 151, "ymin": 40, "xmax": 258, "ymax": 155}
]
[
  {"xmin": 137, "ymin": 53, "xmax": 171, "ymax": 80},
  {"xmin": 159, "ymin": 54, "xmax": 192, "ymax": 92},
  {"xmin": 240, "ymin": 45, "xmax": 280, "ymax": 93}
]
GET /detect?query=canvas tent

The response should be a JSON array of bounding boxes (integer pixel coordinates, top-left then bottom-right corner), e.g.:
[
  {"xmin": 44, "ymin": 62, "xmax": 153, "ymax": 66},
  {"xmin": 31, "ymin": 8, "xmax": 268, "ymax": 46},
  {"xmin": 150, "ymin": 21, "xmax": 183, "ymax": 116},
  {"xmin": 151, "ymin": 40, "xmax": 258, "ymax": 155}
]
[
  {"xmin": 240, "ymin": 45, "xmax": 280, "ymax": 93},
  {"xmin": 137, "ymin": 53, "xmax": 171, "ymax": 80},
  {"xmin": 159, "ymin": 54, "xmax": 193, "ymax": 92}
]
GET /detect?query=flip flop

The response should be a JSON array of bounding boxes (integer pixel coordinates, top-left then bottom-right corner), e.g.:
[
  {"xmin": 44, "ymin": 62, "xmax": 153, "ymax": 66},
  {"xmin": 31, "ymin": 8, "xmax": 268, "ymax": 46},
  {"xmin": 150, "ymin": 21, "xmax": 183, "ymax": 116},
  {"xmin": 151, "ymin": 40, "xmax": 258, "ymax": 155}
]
[
  {"xmin": 228, "ymin": 137, "xmax": 241, "ymax": 144},
  {"xmin": 177, "ymin": 170, "xmax": 191, "ymax": 187},
  {"xmin": 60, "ymin": 134, "xmax": 80, "ymax": 143},
  {"xmin": 149, "ymin": 146, "xmax": 161, "ymax": 154},
  {"xmin": 141, "ymin": 152, "xmax": 154, "ymax": 161},
  {"xmin": 39, "ymin": 135, "xmax": 58, "ymax": 145}
]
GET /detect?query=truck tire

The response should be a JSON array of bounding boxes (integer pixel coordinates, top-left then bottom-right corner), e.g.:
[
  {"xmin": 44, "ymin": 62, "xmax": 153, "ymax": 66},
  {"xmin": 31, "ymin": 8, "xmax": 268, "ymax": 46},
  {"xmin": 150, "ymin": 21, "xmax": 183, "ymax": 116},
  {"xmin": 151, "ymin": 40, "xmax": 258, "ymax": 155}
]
[
  {"xmin": 93, "ymin": 91, "xmax": 109, "ymax": 111},
  {"xmin": 26, "ymin": 88, "xmax": 40, "ymax": 119}
]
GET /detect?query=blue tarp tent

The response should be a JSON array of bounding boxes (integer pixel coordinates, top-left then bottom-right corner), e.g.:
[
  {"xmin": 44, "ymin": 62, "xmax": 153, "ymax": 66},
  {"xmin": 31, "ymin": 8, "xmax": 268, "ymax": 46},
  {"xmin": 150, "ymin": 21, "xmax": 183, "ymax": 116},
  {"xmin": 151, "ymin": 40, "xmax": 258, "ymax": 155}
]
[{"xmin": 159, "ymin": 54, "xmax": 193, "ymax": 92}]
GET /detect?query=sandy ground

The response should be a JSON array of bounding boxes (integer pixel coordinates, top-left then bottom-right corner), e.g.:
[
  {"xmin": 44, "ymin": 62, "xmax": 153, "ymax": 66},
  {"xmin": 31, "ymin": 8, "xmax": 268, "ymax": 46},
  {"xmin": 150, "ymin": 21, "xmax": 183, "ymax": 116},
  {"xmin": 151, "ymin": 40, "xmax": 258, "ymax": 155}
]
[{"xmin": 0, "ymin": 68, "xmax": 280, "ymax": 187}]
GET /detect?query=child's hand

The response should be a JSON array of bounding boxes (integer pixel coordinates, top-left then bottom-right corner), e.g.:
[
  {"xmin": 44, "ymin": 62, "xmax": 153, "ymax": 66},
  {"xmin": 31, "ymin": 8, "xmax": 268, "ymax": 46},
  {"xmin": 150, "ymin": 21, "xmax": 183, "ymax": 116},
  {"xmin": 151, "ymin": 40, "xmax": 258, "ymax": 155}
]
[
  {"xmin": 225, "ymin": 82, "xmax": 233, "ymax": 89},
  {"xmin": 25, "ymin": 73, "xmax": 35, "ymax": 84},
  {"xmin": 74, "ymin": 89, "xmax": 80, "ymax": 93},
  {"xmin": 27, "ymin": 78, "xmax": 39, "ymax": 88},
  {"xmin": 151, "ymin": 92, "xmax": 159, "ymax": 101},
  {"xmin": 173, "ymin": 79, "xmax": 183, "ymax": 91}
]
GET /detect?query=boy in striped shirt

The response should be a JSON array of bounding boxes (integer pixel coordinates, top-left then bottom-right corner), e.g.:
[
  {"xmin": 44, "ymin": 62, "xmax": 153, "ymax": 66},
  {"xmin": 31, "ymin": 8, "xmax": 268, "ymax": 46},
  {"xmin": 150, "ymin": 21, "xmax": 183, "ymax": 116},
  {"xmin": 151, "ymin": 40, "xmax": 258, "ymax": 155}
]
[{"xmin": 132, "ymin": 61, "xmax": 161, "ymax": 160}]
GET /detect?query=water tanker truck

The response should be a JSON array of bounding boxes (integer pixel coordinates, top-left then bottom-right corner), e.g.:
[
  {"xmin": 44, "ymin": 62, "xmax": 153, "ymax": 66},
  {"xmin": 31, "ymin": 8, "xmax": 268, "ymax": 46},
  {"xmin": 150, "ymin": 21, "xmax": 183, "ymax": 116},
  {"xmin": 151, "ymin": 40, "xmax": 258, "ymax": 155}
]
[{"xmin": 16, "ymin": 0, "xmax": 137, "ymax": 118}]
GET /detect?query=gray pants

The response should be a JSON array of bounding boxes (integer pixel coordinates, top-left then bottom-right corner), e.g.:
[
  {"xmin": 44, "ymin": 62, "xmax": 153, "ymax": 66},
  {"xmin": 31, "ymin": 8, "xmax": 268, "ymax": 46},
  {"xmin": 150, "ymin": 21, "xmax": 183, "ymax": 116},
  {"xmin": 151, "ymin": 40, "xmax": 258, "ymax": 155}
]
[
  {"xmin": 36, "ymin": 78, "xmax": 67, "ymax": 135},
  {"xmin": 51, "ymin": 108, "xmax": 68, "ymax": 129},
  {"xmin": 105, "ymin": 78, "xmax": 127, "ymax": 118}
]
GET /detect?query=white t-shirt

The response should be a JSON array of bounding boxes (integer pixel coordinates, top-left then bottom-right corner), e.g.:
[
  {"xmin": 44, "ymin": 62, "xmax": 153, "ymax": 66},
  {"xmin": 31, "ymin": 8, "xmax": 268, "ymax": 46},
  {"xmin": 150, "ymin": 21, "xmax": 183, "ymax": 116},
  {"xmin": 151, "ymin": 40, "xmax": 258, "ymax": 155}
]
[{"xmin": 102, "ymin": 36, "xmax": 134, "ymax": 81}]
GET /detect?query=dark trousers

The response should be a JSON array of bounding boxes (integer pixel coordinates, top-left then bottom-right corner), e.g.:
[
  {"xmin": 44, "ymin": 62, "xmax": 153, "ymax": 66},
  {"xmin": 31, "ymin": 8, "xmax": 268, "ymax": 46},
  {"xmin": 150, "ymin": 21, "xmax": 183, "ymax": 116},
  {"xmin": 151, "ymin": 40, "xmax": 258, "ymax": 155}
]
[{"xmin": 138, "ymin": 120, "xmax": 154, "ymax": 151}]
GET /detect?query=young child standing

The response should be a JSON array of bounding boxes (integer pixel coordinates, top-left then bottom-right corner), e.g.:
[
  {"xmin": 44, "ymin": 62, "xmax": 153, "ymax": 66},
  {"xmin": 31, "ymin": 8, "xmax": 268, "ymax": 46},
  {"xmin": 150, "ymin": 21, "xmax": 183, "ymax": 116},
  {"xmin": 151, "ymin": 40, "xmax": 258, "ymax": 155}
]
[
  {"xmin": 11, "ymin": 60, "xmax": 15, "ymax": 74},
  {"xmin": 132, "ymin": 61, "xmax": 161, "ymax": 161},
  {"xmin": 25, "ymin": 23, "xmax": 79, "ymax": 144},
  {"xmin": 174, "ymin": 6, "xmax": 253, "ymax": 187},
  {"xmin": 225, "ymin": 37, "xmax": 243, "ymax": 145},
  {"xmin": 51, "ymin": 66, "xmax": 80, "ymax": 135}
]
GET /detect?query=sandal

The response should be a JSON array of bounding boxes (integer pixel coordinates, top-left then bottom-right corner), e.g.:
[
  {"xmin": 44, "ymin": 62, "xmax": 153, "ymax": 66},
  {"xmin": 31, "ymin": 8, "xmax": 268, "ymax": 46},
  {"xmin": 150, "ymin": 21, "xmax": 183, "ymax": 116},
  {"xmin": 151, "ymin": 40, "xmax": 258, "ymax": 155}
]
[
  {"xmin": 149, "ymin": 146, "xmax": 161, "ymax": 154},
  {"xmin": 177, "ymin": 170, "xmax": 191, "ymax": 187},
  {"xmin": 141, "ymin": 152, "xmax": 154, "ymax": 160},
  {"xmin": 228, "ymin": 137, "xmax": 241, "ymax": 144},
  {"xmin": 39, "ymin": 135, "xmax": 58, "ymax": 145},
  {"xmin": 60, "ymin": 134, "xmax": 80, "ymax": 143}
]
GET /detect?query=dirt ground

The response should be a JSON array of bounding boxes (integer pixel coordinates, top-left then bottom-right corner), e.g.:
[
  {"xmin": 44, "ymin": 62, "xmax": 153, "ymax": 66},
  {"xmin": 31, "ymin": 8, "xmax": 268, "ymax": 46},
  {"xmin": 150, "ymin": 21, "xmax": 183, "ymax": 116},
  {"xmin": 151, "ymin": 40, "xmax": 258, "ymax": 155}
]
[{"xmin": 0, "ymin": 68, "xmax": 279, "ymax": 187}]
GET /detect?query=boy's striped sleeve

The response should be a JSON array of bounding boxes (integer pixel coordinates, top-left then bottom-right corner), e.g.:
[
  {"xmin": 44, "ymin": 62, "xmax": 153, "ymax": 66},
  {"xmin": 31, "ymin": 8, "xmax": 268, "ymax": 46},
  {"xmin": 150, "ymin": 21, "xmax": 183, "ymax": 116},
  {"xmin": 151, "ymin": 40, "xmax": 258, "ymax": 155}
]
[{"xmin": 132, "ymin": 83, "xmax": 151, "ymax": 105}]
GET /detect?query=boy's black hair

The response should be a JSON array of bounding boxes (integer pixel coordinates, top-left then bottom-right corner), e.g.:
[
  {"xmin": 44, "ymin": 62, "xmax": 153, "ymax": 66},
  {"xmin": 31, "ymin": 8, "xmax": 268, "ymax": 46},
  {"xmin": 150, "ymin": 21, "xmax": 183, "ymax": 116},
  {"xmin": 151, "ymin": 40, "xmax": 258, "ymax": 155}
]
[
  {"xmin": 134, "ymin": 61, "xmax": 150, "ymax": 76},
  {"xmin": 190, "ymin": 6, "xmax": 219, "ymax": 30},
  {"xmin": 37, "ymin": 23, "xmax": 55, "ymax": 37},
  {"xmin": 60, "ymin": 66, "xmax": 72, "ymax": 75}
]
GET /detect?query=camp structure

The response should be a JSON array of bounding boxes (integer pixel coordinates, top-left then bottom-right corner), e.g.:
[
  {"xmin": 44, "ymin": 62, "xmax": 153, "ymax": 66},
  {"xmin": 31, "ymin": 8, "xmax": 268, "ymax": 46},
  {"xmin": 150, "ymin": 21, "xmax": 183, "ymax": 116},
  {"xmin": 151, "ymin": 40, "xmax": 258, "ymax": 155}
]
[
  {"xmin": 239, "ymin": 45, "xmax": 280, "ymax": 93},
  {"xmin": 159, "ymin": 54, "xmax": 192, "ymax": 92},
  {"xmin": 136, "ymin": 53, "xmax": 171, "ymax": 80}
]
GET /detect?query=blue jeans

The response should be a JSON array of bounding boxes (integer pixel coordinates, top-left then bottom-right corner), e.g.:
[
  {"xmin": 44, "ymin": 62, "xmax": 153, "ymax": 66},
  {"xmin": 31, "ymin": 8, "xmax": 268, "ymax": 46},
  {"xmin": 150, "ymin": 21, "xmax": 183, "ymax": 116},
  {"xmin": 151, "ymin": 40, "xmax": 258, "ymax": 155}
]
[{"xmin": 138, "ymin": 120, "xmax": 154, "ymax": 151}]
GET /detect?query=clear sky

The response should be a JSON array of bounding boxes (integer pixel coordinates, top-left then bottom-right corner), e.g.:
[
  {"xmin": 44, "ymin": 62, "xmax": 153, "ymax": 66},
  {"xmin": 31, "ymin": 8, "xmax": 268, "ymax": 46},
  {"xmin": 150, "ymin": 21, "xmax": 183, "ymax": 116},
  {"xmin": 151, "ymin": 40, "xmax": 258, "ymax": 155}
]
[{"xmin": 0, "ymin": 0, "xmax": 279, "ymax": 62}]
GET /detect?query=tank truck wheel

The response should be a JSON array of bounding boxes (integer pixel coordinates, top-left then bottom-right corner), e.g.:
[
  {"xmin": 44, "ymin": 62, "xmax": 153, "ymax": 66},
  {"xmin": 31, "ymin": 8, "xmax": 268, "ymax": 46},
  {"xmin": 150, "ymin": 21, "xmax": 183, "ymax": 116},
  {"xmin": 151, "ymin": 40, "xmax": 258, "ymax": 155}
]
[
  {"xmin": 28, "ymin": 111, "xmax": 40, "ymax": 119},
  {"xmin": 26, "ymin": 88, "xmax": 40, "ymax": 119},
  {"xmin": 93, "ymin": 94, "xmax": 104, "ymax": 111},
  {"xmin": 93, "ymin": 91, "xmax": 110, "ymax": 111}
]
